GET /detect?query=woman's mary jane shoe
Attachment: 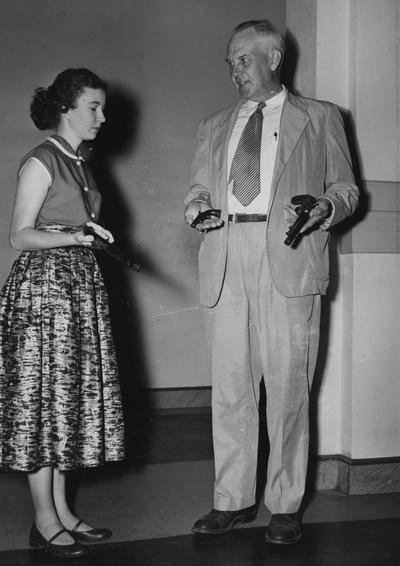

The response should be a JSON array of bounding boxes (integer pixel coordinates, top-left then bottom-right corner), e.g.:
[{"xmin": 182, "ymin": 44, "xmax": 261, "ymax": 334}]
[
  {"xmin": 29, "ymin": 523, "xmax": 88, "ymax": 558},
  {"xmin": 68, "ymin": 519, "xmax": 112, "ymax": 544}
]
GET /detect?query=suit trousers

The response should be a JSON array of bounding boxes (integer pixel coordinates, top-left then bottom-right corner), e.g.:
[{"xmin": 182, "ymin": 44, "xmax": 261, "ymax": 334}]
[{"xmin": 204, "ymin": 222, "xmax": 321, "ymax": 514}]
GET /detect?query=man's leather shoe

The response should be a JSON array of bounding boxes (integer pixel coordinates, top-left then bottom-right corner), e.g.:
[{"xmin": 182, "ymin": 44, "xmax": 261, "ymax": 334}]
[
  {"xmin": 191, "ymin": 506, "xmax": 257, "ymax": 534},
  {"xmin": 265, "ymin": 513, "xmax": 302, "ymax": 544}
]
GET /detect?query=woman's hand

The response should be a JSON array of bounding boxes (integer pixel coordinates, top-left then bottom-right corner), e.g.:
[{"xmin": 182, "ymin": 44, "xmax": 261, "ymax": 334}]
[
  {"xmin": 73, "ymin": 222, "xmax": 114, "ymax": 247},
  {"xmin": 74, "ymin": 232, "xmax": 95, "ymax": 246},
  {"xmin": 84, "ymin": 222, "xmax": 115, "ymax": 243}
]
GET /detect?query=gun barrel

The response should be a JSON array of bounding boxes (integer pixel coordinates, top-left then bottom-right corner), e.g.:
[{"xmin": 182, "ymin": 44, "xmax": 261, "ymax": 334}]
[{"xmin": 284, "ymin": 211, "xmax": 310, "ymax": 246}]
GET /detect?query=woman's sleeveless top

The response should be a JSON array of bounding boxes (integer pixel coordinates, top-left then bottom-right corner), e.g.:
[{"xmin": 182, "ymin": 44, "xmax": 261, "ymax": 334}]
[{"xmin": 19, "ymin": 135, "xmax": 102, "ymax": 228}]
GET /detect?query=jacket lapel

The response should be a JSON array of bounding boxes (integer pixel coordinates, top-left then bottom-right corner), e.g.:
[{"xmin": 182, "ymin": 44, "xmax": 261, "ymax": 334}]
[
  {"xmin": 270, "ymin": 93, "xmax": 310, "ymax": 197},
  {"xmin": 213, "ymin": 100, "xmax": 242, "ymax": 209}
]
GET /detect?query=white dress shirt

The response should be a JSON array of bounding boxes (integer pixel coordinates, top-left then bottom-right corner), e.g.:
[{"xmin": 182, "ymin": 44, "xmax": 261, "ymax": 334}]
[{"xmin": 227, "ymin": 87, "xmax": 286, "ymax": 214}]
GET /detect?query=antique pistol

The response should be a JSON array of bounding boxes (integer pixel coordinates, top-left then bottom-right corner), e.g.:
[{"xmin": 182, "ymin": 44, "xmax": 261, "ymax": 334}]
[
  {"xmin": 191, "ymin": 208, "xmax": 222, "ymax": 230},
  {"xmin": 84, "ymin": 224, "xmax": 142, "ymax": 271},
  {"xmin": 284, "ymin": 194, "xmax": 317, "ymax": 247}
]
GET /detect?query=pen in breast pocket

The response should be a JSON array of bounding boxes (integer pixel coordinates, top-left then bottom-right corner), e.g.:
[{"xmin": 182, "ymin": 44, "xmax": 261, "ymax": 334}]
[{"xmin": 273, "ymin": 131, "xmax": 278, "ymax": 141}]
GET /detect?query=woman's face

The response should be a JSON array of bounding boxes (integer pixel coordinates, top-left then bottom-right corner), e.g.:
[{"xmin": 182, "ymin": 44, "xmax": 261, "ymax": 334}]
[{"xmin": 64, "ymin": 87, "xmax": 106, "ymax": 142}]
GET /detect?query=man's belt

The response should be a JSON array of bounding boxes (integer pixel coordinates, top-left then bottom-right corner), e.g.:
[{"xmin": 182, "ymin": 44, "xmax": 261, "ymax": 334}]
[{"xmin": 228, "ymin": 213, "xmax": 267, "ymax": 222}]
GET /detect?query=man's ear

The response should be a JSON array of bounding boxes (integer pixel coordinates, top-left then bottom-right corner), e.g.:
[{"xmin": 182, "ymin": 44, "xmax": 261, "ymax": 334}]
[{"xmin": 270, "ymin": 49, "xmax": 283, "ymax": 71}]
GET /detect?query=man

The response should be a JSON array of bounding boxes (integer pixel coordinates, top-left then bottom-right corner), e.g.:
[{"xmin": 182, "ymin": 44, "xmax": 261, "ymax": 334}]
[{"xmin": 184, "ymin": 20, "xmax": 358, "ymax": 545}]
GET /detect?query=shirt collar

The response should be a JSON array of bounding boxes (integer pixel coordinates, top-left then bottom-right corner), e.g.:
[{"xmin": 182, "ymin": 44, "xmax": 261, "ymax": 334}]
[
  {"xmin": 47, "ymin": 135, "xmax": 84, "ymax": 161},
  {"xmin": 242, "ymin": 85, "xmax": 287, "ymax": 113}
]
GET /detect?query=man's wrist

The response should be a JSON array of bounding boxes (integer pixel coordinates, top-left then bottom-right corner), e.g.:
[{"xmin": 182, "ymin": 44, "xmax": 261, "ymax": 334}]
[
  {"xmin": 193, "ymin": 200, "xmax": 210, "ymax": 206},
  {"xmin": 317, "ymin": 198, "xmax": 333, "ymax": 217}
]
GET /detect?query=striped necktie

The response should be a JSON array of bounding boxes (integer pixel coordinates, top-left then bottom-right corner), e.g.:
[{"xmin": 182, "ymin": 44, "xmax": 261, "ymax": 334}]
[{"xmin": 229, "ymin": 101, "xmax": 266, "ymax": 206}]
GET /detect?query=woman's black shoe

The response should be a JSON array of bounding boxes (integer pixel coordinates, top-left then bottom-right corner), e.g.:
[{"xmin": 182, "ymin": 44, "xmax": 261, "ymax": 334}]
[
  {"xmin": 68, "ymin": 519, "xmax": 112, "ymax": 544},
  {"xmin": 29, "ymin": 523, "xmax": 88, "ymax": 558}
]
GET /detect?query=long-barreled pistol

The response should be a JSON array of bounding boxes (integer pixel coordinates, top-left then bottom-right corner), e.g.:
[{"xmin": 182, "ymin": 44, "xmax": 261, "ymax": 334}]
[
  {"xmin": 284, "ymin": 194, "xmax": 317, "ymax": 247},
  {"xmin": 84, "ymin": 224, "xmax": 142, "ymax": 271}
]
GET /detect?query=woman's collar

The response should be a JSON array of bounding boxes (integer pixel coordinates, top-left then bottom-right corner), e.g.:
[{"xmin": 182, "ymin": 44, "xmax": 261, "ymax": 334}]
[{"xmin": 47, "ymin": 135, "xmax": 85, "ymax": 161}]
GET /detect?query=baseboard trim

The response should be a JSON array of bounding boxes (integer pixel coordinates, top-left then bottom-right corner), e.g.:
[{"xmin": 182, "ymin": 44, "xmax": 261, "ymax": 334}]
[
  {"xmin": 124, "ymin": 386, "xmax": 212, "ymax": 411},
  {"xmin": 128, "ymin": 387, "xmax": 400, "ymax": 495},
  {"xmin": 310, "ymin": 454, "xmax": 400, "ymax": 495}
]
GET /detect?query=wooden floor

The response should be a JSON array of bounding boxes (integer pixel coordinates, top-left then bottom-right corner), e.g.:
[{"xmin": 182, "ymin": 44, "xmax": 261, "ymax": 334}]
[
  {"xmin": 1, "ymin": 411, "xmax": 400, "ymax": 565},
  {"xmin": 2, "ymin": 518, "xmax": 400, "ymax": 566}
]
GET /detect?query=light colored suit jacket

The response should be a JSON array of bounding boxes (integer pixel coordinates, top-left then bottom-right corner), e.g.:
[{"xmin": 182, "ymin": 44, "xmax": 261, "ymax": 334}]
[{"xmin": 185, "ymin": 92, "xmax": 359, "ymax": 306}]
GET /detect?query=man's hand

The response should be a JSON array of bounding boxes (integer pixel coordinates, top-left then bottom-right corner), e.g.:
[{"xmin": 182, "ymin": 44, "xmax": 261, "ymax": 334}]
[
  {"xmin": 184, "ymin": 202, "xmax": 203, "ymax": 227},
  {"xmin": 184, "ymin": 203, "xmax": 224, "ymax": 232},
  {"xmin": 301, "ymin": 198, "xmax": 332, "ymax": 232},
  {"xmin": 284, "ymin": 198, "xmax": 332, "ymax": 234}
]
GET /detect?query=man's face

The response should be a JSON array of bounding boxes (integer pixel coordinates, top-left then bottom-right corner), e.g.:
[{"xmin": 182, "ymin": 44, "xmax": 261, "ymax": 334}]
[{"xmin": 226, "ymin": 28, "xmax": 277, "ymax": 101}]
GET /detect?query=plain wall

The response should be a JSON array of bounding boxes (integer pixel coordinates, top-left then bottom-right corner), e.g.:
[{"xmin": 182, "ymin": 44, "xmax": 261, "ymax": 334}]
[
  {"xmin": 0, "ymin": 1, "xmax": 286, "ymax": 394},
  {"xmin": 286, "ymin": 0, "xmax": 400, "ymax": 461},
  {"xmin": 289, "ymin": 0, "xmax": 400, "ymax": 459}
]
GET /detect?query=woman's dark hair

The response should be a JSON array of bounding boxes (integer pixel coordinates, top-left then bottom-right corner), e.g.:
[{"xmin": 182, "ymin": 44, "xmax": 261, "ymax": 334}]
[{"xmin": 30, "ymin": 68, "xmax": 107, "ymax": 130}]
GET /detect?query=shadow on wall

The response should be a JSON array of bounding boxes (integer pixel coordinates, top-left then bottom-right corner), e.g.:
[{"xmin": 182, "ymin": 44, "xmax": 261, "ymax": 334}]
[
  {"xmin": 86, "ymin": 82, "xmax": 190, "ymax": 461},
  {"xmin": 80, "ymin": 83, "xmax": 198, "ymax": 466},
  {"xmin": 334, "ymin": 109, "xmax": 369, "ymax": 241},
  {"xmin": 84, "ymin": 84, "xmax": 152, "ymax": 443},
  {"xmin": 281, "ymin": 29, "xmax": 300, "ymax": 95}
]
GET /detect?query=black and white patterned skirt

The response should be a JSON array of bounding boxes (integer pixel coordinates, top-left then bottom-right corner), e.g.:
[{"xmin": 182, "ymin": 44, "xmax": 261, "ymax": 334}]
[{"xmin": 0, "ymin": 233, "xmax": 125, "ymax": 472}]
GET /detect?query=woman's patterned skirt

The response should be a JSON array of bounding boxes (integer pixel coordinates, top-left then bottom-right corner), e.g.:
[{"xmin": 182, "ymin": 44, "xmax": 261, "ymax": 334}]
[{"xmin": 0, "ymin": 241, "xmax": 125, "ymax": 472}]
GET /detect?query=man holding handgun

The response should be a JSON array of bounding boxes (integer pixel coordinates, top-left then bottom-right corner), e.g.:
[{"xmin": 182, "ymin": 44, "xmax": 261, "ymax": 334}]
[{"xmin": 184, "ymin": 19, "xmax": 358, "ymax": 544}]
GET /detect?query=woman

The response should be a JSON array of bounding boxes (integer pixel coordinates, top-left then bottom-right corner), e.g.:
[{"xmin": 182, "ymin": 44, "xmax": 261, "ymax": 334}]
[{"xmin": 0, "ymin": 68, "xmax": 125, "ymax": 559}]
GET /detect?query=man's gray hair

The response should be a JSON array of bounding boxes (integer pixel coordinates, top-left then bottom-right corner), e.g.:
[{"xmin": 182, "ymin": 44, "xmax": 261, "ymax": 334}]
[{"xmin": 231, "ymin": 19, "xmax": 286, "ymax": 58}]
